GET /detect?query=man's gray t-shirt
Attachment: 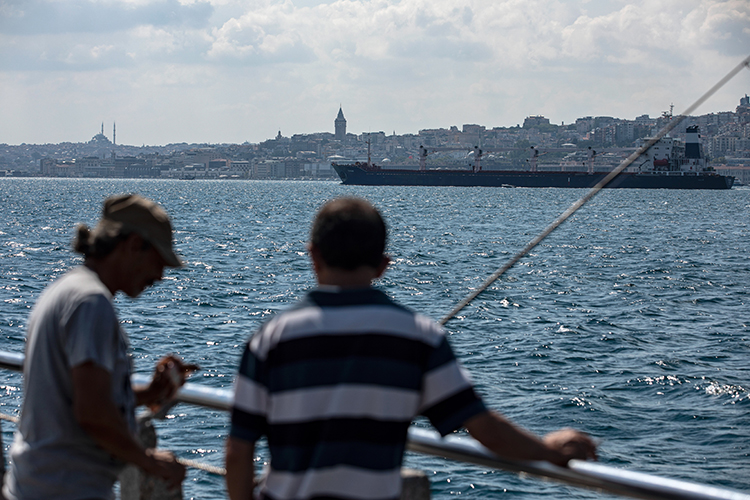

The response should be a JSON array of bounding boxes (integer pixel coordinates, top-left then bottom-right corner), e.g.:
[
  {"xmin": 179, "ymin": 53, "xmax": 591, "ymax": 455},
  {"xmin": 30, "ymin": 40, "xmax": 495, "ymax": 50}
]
[{"xmin": 4, "ymin": 266, "xmax": 136, "ymax": 500}]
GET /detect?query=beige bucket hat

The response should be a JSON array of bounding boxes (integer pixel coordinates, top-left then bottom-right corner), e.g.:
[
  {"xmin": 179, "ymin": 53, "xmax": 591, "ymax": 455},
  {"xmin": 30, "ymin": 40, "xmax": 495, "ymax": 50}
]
[{"xmin": 93, "ymin": 194, "xmax": 183, "ymax": 267}]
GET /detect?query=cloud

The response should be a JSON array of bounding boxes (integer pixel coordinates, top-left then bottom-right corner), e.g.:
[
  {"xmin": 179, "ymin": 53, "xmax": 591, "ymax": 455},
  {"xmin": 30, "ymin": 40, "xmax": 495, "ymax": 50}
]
[
  {"xmin": 206, "ymin": 5, "xmax": 316, "ymax": 64},
  {"xmin": 687, "ymin": 0, "xmax": 750, "ymax": 56},
  {"xmin": 1, "ymin": 0, "xmax": 748, "ymax": 145},
  {"xmin": 0, "ymin": 0, "xmax": 215, "ymax": 70},
  {"xmin": 0, "ymin": 0, "xmax": 213, "ymax": 35},
  {"xmin": 7, "ymin": 0, "xmax": 747, "ymax": 72}
]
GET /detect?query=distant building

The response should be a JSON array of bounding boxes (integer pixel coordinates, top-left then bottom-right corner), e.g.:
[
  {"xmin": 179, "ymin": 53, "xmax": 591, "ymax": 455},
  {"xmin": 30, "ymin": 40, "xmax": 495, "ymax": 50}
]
[
  {"xmin": 40, "ymin": 158, "xmax": 56, "ymax": 176},
  {"xmin": 229, "ymin": 160, "xmax": 251, "ymax": 177},
  {"xmin": 737, "ymin": 94, "xmax": 750, "ymax": 123},
  {"xmin": 523, "ymin": 116, "xmax": 550, "ymax": 129},
  {"xmin": 335, "ymin": 107, "xmax": 347, "ymax": 142},
  {"xmin": 615, "ymin": 122, "xmax": 635, "ymax": 145},
  {"xmin": 461, "ymin": 124, "xmax": 485, "ymax": 146},
  {"xmin": 180, "ymin": 148, "xmax": 221, "ymax": 168},
  {"xmin": 576, "ymin": 117, "xmax": 594, "ymax": 135},
  {"xmin": 711, "ymin": 134, "xmax": 738, "ymax": 156},
  {"xmin": 89, "ymin": 122, "xmax": 112, "ymax": 145},
  {"xmin": 362, "ymin": 131, "xmax": 386, "ymax": 146},
  {"xmin": 634, "ymin": 114, "xmax": 655, "ymax": 130},
  {"xmin": 78, "ymin": 156, "xmax": 110, "ymax": 177}
]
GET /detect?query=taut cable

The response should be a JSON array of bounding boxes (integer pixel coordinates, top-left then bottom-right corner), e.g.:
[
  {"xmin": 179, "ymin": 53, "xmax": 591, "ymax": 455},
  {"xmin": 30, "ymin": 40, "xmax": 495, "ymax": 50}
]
[
  {"xmin": 0, "ymin": 411, "xmax": 226, "ymax": 476},
  {"xmin": 439, "ymin": 54, "xmax": 750, "ymax": 326}
]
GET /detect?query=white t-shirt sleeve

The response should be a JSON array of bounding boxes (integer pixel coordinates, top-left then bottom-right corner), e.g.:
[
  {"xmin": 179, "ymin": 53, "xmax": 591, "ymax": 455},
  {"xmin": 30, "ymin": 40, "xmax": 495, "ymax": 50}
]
[{"xmin": 65, "ymin": 294, "xmax": 119, "ymax": 373}]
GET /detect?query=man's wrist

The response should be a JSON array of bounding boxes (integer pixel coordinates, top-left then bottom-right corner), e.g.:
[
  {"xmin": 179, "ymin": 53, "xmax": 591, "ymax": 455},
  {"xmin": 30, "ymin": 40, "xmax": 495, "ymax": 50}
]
[{"xmin": 139, "ymin": 447, "xmax": 161, "ymax": 474}]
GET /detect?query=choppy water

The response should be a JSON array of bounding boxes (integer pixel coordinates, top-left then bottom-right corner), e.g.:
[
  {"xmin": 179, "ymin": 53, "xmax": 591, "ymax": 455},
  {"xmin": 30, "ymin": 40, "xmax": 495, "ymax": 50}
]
[{"xmin": 1, "ymin": 178, "xmax": 749, "ymax": 499}]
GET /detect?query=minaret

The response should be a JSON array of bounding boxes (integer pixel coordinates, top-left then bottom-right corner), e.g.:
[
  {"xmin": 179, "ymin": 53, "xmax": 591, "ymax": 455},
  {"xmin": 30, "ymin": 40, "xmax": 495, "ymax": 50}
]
[
  {"xmin": 113, "ymin": 122, "xmax": 116, "ymax": 145},
  {"xmin": 335, "ymin": 106, "xmax": 346, "ymax": 142},
  {"xmin": 101, "ymin": 122, "xmax": 104, "ymax": 135}
]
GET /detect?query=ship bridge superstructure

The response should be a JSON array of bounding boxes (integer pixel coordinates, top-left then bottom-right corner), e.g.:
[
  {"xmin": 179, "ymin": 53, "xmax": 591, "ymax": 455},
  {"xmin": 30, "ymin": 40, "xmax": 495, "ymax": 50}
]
[{"xmin": 637, "ymin": 125, "xmax": 711, "ymax": 174}]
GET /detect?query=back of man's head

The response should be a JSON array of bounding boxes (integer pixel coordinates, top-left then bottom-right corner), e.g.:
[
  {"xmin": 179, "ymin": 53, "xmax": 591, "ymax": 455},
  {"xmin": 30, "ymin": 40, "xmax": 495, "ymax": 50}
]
[{"xmin": 311, "ymin": 197, "xmax": 386, "ymax": 270}]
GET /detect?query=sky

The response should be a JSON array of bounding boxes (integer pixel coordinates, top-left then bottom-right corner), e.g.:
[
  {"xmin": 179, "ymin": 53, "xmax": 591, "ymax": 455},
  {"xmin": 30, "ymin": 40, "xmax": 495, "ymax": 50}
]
[{"xmin": 1, "ymin": 0, "xmax": 749, "ymax": 146}]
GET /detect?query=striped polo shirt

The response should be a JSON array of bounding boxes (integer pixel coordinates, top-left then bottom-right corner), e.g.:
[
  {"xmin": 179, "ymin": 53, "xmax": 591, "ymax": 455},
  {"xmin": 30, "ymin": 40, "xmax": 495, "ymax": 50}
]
[{"xmin": 231, "ymin": 287, "xmax": 487, "ymax": 500}]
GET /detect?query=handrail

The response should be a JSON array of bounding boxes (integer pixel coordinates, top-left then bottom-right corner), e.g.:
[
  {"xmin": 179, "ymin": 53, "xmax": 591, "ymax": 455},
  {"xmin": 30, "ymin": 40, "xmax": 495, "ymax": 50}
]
[
  {"xmin": 0, "ymin": 351, "xmax": 23, "ymax": 372},
  {"xmin": 2, "ymin": 350, "xmax": 749, "ymax": 500}
]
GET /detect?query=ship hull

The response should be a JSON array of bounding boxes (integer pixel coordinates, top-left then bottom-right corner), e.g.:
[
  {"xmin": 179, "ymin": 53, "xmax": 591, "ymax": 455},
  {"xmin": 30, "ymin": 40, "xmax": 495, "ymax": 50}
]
[{"xmin": 332, "ymin": 165, "xmax": 734, "ymax": 189}]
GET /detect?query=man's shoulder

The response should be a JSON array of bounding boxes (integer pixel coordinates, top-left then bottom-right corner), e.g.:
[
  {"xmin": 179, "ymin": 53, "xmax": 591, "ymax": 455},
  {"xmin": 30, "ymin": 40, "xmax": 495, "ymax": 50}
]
[
  {"xmin": 46, "ymin": 266, "xmax": 109, "ymax": 295},
  {"xmin": 249, "ymin": 288, "xmax": 446, "ymax": 358},
  {"xmin": 32, "ymin": 266, "xmax": 113, "ymax": 318},
  {"xmin": 284, "ymin": 287, "xmax": 422, "ymax": 326}
]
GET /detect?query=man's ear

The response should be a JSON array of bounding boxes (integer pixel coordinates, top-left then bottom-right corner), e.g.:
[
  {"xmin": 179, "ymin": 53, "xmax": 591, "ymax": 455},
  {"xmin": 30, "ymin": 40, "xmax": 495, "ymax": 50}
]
[
  {"xmin": 123, "ymin": 232, "xmax": 145, "ymax": 254},
  {"xmin": 374, "ymin": 255, "xmax": 390, "ymax": 279},
  {"xmin": 308, "ymin": 243, "xmax": 323, "ymax": 274}
]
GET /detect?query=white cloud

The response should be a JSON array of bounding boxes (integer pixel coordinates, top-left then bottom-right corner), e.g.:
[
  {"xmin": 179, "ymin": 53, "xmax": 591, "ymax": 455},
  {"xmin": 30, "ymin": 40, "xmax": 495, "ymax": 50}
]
[
  {"xmin": 1, "ymin": 0, "xmax": 748, "ymax": 145},
  {"xmin": 0, "ymin": 0, "xmax": 213, "ymax": 35}
]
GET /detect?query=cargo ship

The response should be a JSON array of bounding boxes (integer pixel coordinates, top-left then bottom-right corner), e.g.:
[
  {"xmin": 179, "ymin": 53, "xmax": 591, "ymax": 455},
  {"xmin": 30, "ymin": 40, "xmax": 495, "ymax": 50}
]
[{"xmin": 332, "ymin": 126, "xmax": 734, "ymax": 189}]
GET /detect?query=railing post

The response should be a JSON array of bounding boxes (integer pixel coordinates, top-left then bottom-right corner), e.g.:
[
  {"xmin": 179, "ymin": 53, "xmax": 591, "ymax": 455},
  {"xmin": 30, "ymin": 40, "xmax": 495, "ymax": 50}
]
[{"xmin": 119, "ymin": 416, "xmax": 182, "ymax": 500}]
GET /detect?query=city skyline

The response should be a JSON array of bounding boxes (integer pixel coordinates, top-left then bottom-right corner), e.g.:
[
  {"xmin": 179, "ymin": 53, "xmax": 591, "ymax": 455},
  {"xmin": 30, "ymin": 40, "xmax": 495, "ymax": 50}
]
[
  {"xmin": 1, "ymin": 0, "xmax": 749, "ymax": 146},
  {"xmin": 6, "ymin": 97, "xmax": 745, "ymax": 148}
]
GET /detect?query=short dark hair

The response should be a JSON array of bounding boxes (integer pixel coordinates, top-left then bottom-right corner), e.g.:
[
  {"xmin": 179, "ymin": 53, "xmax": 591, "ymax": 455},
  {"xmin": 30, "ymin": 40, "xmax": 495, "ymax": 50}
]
[{"xmin": 311, "ymin": 197, "xmax": 386, "ymax": 270}]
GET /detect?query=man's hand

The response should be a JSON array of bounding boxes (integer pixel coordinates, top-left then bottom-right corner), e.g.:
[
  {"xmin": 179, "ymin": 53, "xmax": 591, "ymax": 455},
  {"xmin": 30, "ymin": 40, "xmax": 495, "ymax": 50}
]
[
  {"xmin": 465, "ymin": 410, "xmax": 598, "ymax": 467},
  {"xmin": 144, "ymin": 448, "xmax": 187, "ymax": 491},
  {"xmin": 139, "ymin": 355, "xmax": 199, "ymax": 410},
  {"xmin": 543, "ymin": 428, "xmax": 598, "ymax": 464}
]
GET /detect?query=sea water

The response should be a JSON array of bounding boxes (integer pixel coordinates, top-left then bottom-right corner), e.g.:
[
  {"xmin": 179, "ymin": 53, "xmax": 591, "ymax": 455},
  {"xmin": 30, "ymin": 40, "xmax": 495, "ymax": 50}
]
[{"xmin": 1, "ymin": 178, "xmax": 748, "ymax": 499}]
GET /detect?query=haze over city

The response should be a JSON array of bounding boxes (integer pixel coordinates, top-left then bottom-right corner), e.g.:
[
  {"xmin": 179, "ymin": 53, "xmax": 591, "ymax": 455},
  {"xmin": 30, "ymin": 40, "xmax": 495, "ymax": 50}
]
[{"xmin": 1, "ymin": 0, "xmax": 749, "ymax": 146}]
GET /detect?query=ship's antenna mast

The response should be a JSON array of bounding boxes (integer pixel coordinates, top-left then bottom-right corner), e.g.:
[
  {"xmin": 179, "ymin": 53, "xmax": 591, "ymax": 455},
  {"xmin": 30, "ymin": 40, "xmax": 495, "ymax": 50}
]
[{"xmin": 439, "ymin": 54, "xmax": 750, "ymax": 326}]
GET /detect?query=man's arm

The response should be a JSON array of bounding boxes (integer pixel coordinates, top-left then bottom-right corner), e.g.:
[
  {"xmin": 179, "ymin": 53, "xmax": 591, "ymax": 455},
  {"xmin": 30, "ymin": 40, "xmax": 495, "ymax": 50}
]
[
  {"xmin": 135, "ymin": 355, "xmax": 199, "ymax": 409},
  {"xmin": 465, "ymin": 410, "xmax": 597, "ymax": 467},
  {"xmin": 225, "ymin": 436, "xmax": 256, "ymax": 500},
  {"xmin": 71, "ymin": 362, "xmax": 185, "ymax": 489}
]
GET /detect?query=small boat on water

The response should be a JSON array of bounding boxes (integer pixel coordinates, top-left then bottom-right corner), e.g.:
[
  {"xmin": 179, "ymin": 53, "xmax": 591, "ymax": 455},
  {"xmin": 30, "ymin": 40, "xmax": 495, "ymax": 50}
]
[{"xmin": 332, "ymin": 126, "xmax": 735, "ymax": 189}]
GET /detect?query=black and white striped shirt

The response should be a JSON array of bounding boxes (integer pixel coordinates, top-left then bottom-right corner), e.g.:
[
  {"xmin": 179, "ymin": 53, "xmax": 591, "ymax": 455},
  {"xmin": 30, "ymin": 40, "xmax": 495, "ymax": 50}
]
[{"xmin": 231, "ymin": 287, "xmax": 486, "ymax": 500}]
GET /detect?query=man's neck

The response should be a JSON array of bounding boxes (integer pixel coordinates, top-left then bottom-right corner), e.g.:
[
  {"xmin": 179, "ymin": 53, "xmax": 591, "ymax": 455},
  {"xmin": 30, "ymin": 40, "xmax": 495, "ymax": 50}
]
[
  {"xmin": 316, "ymin": 267, "xmax": 376, "ymax": 289},
  {"xmin": 84, "ymin": 257, "xmax": 120, "ymax": 296}
]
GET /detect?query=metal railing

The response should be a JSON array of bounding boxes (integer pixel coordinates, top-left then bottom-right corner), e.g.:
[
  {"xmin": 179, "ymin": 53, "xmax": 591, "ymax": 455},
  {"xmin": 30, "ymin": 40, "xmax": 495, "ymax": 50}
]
[{"xmin": 2, "ymin": 350, "xmax": 749, "ymax": 500}]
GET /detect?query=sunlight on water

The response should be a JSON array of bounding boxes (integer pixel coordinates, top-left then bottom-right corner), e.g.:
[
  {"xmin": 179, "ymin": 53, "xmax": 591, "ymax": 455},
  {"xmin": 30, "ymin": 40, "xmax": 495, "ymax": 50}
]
[{"xmin": 1, "ymin": 179, "xmax": 749, "ymax": 499}]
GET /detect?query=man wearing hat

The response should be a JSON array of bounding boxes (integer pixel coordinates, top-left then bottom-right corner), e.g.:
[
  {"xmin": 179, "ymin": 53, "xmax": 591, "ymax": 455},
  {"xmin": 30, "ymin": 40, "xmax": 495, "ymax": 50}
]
[{"xmin": 4, "ymin": 194, "xmax": 192, "ymax": 500}]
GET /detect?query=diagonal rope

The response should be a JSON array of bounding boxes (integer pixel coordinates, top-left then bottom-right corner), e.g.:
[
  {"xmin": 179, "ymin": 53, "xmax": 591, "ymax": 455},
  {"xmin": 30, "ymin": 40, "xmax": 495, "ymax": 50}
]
[
  {"xmin": 1, "ymin": 412, "xmax": 19, "ymax": 423},
  {"xmin": 439, "ymin": 54, "xmax": 750, "ymax": 326},
  {"xmin": 1, "ymin": 411, "xmax": 226, "ymax": 476},
  {"xmin": 176, "ymin": 457, "xmax": 226, "ymax": 476}
]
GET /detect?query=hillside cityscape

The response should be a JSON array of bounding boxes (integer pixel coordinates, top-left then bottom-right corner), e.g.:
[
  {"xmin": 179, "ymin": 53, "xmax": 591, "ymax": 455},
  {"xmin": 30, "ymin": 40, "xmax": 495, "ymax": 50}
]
[{"xmin": 2, "ymin": 95, "xmax": 750, "ymax": 185}]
